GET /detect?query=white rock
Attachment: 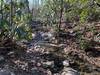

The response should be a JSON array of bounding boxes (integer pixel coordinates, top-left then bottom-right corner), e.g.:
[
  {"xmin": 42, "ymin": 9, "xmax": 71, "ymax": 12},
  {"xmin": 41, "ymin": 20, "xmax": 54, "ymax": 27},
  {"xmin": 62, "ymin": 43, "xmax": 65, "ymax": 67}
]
[
  {"xmin": 0, "ymin": 56, "xmax": 4, "ymax": 62},
  {"xmin": 32, "ymin": 33, "xmax": 36, "ymax": 38},
  {"xmin": 63, "ymin": 60, "xmax": 69, "ymax": 67},
  {"xmin": 46, "ymin": 69, "xmax": 52, "ymax": 75},
  {"xmin": 61, "ymin": 67, "xmax": 80, "ymax": 75},
  {"xmin": 42, "ymin": 61, "xmax": 54, "ymax": 66},
  {"xmin": 41, "ymin": 32, "xmax": 53, "ymax": 40}
]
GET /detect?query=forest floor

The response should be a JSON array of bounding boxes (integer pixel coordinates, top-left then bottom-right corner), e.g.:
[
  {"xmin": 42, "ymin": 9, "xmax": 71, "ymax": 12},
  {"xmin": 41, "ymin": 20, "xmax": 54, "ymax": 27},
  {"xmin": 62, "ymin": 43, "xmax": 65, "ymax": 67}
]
[{"xmin": 0, "ymin": 21, "xmax": 100, "ymax": 75}]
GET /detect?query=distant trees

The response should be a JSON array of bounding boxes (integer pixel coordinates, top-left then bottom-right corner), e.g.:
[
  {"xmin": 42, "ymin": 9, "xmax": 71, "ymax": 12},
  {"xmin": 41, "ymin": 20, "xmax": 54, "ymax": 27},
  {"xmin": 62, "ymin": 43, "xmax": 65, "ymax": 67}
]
[
  {"xmin": 39, "ymin": 0, "xmax": 100, "ymax": 23},
  {"xmin": 34, "ymin": 0, "xmax": 100, "ymax": 45},
  {"xmin": 0, "ymin": 0, "xmax": 100, "ymax": 41},
  {"xmin": 31, "ymin": 0, "xmax": 43, "ymax": 20}
]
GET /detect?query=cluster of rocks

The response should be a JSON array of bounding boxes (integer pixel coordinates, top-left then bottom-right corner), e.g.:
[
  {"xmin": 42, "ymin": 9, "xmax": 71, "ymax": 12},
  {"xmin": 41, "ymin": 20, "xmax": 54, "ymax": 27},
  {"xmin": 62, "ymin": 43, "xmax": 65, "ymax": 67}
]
[
  {"xmin": 25, "ymin": 24, "xmax": 80, "ymax": 75},
  {"xmin": 42, "ymin": 60, "xmax": 80, "ymax": 75},
  {"xmin": 0, "ymin": 58, "xmax": 80, "ymax": 75}
]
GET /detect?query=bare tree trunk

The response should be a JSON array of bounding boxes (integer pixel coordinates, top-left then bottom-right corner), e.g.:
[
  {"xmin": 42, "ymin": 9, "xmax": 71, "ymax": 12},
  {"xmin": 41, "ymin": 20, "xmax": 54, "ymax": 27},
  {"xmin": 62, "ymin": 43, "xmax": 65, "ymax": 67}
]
[
  {"xmin": 59, "ymin": 0, "xmax": 63, "ymax": 30},
  {"xmin": 0, "ymin": 0, "xmax": 4, "ymax": 35},
  {"xmin": 10, "ymin": 0, "xmax": 14, "ymax": 38},
  {"xmin": 57, "ymin": 0, "xmax": 64, "ymax": 44},
  {"xmin": 26, "ymin": 0, "xmax": 30, "ymax": 13}
]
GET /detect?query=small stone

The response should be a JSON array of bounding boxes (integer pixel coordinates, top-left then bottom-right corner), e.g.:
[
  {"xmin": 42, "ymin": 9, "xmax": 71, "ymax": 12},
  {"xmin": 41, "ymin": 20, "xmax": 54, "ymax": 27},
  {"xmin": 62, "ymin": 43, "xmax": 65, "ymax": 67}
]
[
  {"xmin": 0, "ymin": 56, "xmax": 4, "ymax": 62},
  {"xmin": 0, "ymin": 70, "xmax": 15, "ymax": 75},
  {"xmin": 61, "ymin": 67, "xmax": 80, "ymax": 75},
  {"xmin": 42, "ymin": 61, "xmax": 54, "ymax": 66},
  {"xmin": 54, "ymin": 73, "xmax": 60, "ymax": 75},
  {"xmin": 37, "ymin": 63, "xmax": 41, "ymax": 67},
  {"xmin": 31, "ymin": 68, "xmax": 45, "ymax": 75},
  {"xmin": 7, "ymin": 51, "xmax": 14, "ymax": 56},
  {"xmin": 63, "ymin": 60, "xmax": 69, "ymax": 67},
  {"xmin": 46, "ymin": 69, "xmax": 52, "ymax": 75}
]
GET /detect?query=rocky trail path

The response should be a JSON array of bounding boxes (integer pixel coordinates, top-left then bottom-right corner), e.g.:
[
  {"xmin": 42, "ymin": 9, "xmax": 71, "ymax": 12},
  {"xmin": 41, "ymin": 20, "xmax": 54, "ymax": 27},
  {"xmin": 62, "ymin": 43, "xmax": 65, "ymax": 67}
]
[{"xmin": 0, "ymin": 21, "xmax": 100, "ymax": 75}]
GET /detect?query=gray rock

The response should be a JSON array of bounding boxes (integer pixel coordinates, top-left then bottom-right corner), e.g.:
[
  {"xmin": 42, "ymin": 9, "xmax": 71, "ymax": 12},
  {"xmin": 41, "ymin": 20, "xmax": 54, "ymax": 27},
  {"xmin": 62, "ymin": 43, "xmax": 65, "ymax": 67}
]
[
  {"xmin": 0, "ymin": 70, "xmax": 15, "ymax": 75},
  {"xmin": 32, "ymin": 31, "xmax": 44, "ymax": 43},
  {"xmin": 63, "ymin": 60, "xmax": 69, "ymax": 67},
  {"xmin": 31, "ymin": 68, "xmax": 46, "ymax": 75},
  {"xmin": 42, "ymin": 61, "xmax": 54, "ymax": 68},
  {"xmin": 46, "ymin": 70, "xmax": 52, "ymax": 75},
  {"xmin": 61, "ymin": 67, "xmax": 80, "ymax": 75},
  {"xmin": 36, "ymin": 31, "xmax": 53, "ymax": 42},
  {"xmin": 53, "ymin": 73, "xmax": 60, "ymax": 75},
  {"xmin": 0, "ymin": 56, "xmax": 4, "ymax": 62}
]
